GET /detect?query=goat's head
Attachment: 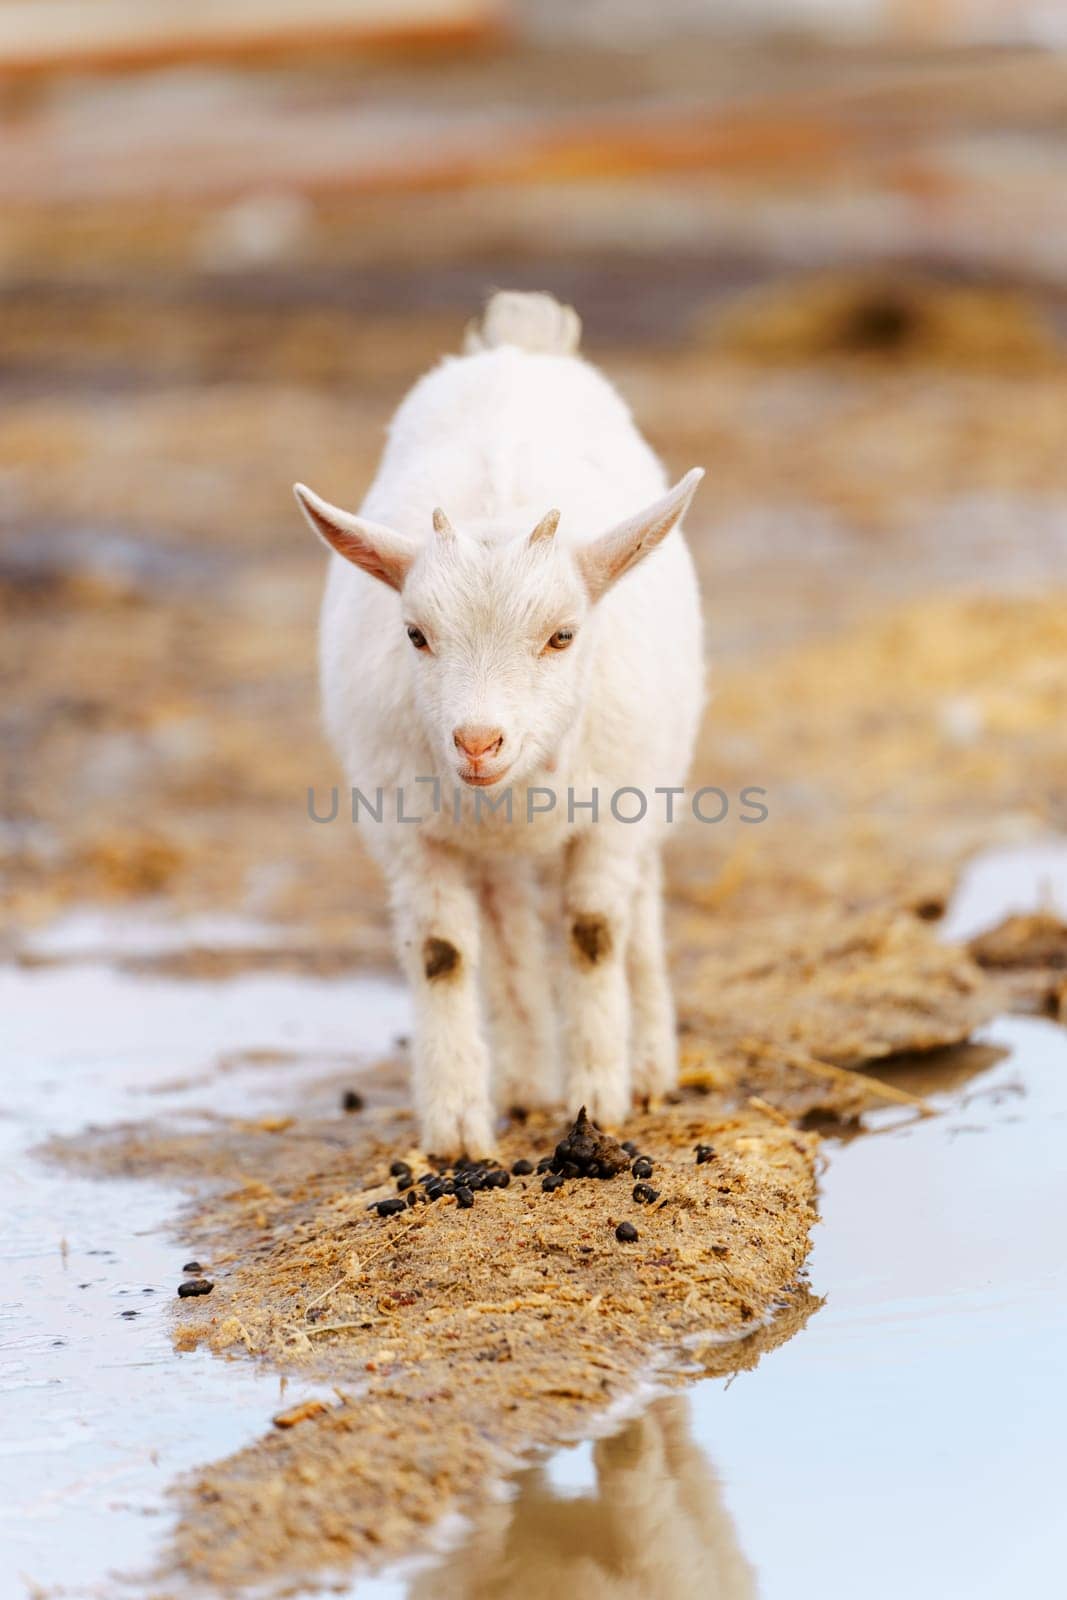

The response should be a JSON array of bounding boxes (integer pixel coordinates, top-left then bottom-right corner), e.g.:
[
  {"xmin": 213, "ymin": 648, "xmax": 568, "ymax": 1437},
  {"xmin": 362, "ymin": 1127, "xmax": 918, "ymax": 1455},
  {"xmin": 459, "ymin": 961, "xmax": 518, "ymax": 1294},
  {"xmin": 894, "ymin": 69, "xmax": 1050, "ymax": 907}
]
[{"xmin": 295, "ymin": 470, "xmax": 703, "ymax": 788}]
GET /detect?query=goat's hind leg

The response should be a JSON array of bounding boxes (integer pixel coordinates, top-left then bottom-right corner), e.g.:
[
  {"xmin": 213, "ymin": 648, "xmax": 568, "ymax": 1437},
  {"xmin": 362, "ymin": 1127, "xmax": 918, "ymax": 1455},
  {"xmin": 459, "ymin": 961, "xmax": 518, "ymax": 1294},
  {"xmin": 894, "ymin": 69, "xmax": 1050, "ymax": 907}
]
[
  {"xmin": 562, "ymin": 830, "xmax": 638, "ymax": 1128},
  {"xmin": 479, "ymin": 858, "xmax": 560, "ymax": 1115}
]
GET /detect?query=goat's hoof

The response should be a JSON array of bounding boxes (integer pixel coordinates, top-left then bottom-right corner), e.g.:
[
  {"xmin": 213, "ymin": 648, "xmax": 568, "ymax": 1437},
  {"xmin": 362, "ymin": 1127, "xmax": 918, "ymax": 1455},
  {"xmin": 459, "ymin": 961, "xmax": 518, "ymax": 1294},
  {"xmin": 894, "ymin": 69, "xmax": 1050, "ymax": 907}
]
[
  {"xmin": 420, "ymin": 1104, "xmax": 497, "ymax": 1164},
  {"xmin": 632, "ymin": 1088, "xmax": 670, "ymax": 1115},
  {"xmin": 631, "ymin": 1053, "xmax": 679, "ymax": 1102}
]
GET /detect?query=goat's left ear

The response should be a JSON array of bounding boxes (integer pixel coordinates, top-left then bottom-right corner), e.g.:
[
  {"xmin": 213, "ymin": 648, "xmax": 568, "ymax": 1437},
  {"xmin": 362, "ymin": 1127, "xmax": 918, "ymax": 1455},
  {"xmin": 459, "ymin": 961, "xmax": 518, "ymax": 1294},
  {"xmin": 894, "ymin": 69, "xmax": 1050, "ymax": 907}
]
[{"xmin": 577, "ymin": 468, "xmax": 704, "ymax": 602}]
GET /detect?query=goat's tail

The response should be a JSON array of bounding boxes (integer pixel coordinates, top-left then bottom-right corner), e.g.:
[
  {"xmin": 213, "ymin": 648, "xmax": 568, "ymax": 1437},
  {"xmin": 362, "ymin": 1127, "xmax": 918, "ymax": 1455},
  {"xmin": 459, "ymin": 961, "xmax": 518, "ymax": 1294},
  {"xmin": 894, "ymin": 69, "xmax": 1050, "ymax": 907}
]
[{"xmin": 463, "ymin": 290, "xmax": 582, "ymax": 357}]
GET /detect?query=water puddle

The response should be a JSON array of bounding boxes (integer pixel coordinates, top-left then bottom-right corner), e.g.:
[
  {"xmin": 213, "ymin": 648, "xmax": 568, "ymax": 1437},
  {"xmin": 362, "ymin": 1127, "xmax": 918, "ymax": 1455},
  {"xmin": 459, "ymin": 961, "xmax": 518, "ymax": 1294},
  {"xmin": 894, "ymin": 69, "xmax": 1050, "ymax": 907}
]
[
  {"xmin": 0, "ymin": 947, "xmax": 410, "ymax": 1599},
  {"xmin": 937, "ymin": 836, "xmax": 1067, "ymax": 942},
  {"xmin": 17, "ymin": 906, "xmax": 303, "ymax": 963},
  {"xmin": 4, "ymin": 843, "xmax": 1066, "ymax": 1597}
]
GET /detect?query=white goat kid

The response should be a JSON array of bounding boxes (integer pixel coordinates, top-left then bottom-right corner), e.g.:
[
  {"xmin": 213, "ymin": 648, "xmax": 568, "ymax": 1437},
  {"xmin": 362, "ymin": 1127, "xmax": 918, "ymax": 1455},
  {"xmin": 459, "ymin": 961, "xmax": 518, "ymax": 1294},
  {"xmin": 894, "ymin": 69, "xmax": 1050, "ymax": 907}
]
[{"xmin": 296, "ymin": 292, "xmax": 704, "ymax": 1159}]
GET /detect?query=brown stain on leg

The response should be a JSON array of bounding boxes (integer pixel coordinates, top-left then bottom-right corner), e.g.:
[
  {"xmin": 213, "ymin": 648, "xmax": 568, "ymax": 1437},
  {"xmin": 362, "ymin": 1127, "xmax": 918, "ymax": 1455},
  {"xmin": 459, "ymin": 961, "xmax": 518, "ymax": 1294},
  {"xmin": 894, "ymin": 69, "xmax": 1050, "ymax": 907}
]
[
  {"xmin": 423, "ymin": 936, "xmax": 461, "ymax": 982},
  {"xmin": 570, "ymin": 913, "xmax": 613, "ymax": 968}
]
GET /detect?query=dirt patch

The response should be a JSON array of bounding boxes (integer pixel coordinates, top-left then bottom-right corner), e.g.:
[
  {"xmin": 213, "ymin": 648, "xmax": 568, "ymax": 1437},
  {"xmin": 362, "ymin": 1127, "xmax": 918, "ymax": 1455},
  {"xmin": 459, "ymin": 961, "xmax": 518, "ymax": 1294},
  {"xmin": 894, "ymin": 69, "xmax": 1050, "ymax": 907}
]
[
  {"xmin": 570, "ymin": 913, "xmax": 614, "ymax": 967},
  {"xmin": 423, "ymin": 935, "xmax": 461, "ymax": 981},
  {"xmin": 675, "ymin": 908, "xmax": 995, "ymax": 1094},
  {"xmin": 969, "ymin": 912, "xmax": 1067, "ymax": 1018},
  {"xmin": 54, "ymin": 1096, "xmax": 817, "ymax": 1592},
  {"xmin": 706, "ymin": 272, "xmax": 1062, "ymax": 370}
]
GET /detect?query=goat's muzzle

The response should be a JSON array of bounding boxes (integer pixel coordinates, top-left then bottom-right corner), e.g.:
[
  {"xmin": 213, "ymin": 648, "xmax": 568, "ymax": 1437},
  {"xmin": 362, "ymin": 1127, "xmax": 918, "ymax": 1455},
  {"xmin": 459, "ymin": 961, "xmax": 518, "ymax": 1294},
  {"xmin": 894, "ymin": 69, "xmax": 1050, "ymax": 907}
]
[{"xmin": 453, "ymin": 725, "xmax": 505, "ymax": 761}]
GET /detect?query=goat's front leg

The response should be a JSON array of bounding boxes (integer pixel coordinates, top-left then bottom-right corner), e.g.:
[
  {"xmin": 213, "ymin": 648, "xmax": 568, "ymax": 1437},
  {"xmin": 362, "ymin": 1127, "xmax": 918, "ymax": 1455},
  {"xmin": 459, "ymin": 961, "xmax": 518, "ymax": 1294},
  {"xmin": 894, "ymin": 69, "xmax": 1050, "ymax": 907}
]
[
  {"xmin": 389, "ymin": 844, "xmax": 495, "ymax": 1160},
  {"xmin": 562, "ymin": 830, "xmax": 639, "ymax": 1128},
  {"xmin": 628, "ymin": 847, "xmax": 678, "ymax": 1104}
]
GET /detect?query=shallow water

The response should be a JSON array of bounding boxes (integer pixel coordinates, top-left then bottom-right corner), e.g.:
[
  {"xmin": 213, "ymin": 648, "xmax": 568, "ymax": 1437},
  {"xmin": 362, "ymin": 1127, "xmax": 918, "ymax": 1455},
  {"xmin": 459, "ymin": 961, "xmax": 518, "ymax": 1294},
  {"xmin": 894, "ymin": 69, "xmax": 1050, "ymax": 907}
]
[
  {"xmin": 3, "ymin": 846, "xmax": 1066, "ymax": 1598},
  {"xmin": 689, "ymin": 1013, "xmax": 1066, "ymax": 1600},
  {"xmin": 937, "ymin": 836, "xmax": 1067, "ymax": 942},
  {"xmin": 0, "ymin": 944, "xmax": 410, "ymax": 1600}
]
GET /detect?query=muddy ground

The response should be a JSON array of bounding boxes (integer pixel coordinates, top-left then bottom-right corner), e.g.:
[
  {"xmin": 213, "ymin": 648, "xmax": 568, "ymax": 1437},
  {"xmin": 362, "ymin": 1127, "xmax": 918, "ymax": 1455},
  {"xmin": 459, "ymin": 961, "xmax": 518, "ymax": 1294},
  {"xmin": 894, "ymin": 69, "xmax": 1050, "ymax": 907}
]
[{"xmin": 5, "ymin": 40, "xmax": 1067, "ymax": 1593}]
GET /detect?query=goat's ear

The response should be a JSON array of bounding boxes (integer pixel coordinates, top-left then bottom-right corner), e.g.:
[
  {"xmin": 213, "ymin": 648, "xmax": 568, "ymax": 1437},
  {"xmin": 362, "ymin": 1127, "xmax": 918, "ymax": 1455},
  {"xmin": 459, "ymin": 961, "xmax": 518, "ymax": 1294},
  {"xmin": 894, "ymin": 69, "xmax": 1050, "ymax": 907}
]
[
  {"xmin": 294, "ymin": 483, "xmax": 417, "ymax": 592},
  {"xmin": 577, "ymin": 469, "xmax": 704, "ymax": 602}
]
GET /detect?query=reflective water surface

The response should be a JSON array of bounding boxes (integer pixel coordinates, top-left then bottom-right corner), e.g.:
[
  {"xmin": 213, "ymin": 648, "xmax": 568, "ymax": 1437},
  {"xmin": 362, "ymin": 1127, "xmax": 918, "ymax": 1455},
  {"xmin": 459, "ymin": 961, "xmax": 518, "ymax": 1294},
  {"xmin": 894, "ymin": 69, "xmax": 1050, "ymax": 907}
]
[{"xmin": 0, "ymin": 927, "xmax": 409, "ymax": 1600}]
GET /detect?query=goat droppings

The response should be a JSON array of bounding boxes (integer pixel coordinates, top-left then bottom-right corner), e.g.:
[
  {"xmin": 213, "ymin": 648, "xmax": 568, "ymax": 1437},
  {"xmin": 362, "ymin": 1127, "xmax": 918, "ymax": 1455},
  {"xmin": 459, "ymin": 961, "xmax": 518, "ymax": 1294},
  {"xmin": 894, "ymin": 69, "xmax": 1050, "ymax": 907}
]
[{"xmin": 552, "ymin": 1106, "xmax": 630, "ymax": 1179}]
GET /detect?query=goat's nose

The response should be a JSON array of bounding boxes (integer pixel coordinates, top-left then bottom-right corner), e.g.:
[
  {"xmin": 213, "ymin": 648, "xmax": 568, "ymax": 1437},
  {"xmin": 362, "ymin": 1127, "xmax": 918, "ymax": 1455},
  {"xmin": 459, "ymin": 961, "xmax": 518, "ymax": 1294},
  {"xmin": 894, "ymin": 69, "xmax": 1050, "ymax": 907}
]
[{"xmin": 453, "ymin": 725, "xmax": 504, "ymax": 761}]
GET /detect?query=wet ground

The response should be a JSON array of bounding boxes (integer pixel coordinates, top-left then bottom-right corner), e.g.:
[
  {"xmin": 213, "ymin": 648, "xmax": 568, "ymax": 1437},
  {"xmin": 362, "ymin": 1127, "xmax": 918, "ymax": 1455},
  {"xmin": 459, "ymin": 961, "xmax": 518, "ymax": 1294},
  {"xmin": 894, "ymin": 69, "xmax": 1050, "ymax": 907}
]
[{"xmin": 3, "ymin": 845, "xmax": 1065, "ymax": 1598}]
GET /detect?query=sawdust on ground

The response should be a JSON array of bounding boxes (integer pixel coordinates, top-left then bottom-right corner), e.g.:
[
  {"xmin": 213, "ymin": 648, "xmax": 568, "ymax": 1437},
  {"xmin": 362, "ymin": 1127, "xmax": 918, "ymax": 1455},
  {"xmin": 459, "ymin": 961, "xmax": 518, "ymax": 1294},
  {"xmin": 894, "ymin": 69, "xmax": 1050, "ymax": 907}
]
[
  {"xmin": 58, "ymin": 1096, "xmax": 818, "ymax": 1591},
  {"xmin": 969, "ymin": 911, "xmax": 1067, "ymax": 1019}
]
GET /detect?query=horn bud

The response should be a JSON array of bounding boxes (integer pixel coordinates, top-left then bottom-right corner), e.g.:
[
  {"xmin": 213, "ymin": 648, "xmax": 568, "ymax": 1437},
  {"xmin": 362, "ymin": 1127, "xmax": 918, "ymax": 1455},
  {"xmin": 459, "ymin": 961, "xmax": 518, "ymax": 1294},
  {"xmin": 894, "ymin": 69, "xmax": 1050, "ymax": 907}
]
[
  {"xmin": 530, "ymin": 509, "xmax": 560, "ymax": 546},
  {"xmin": 432, "ymin": 507, "xmax": 454, "ymax": 537}
]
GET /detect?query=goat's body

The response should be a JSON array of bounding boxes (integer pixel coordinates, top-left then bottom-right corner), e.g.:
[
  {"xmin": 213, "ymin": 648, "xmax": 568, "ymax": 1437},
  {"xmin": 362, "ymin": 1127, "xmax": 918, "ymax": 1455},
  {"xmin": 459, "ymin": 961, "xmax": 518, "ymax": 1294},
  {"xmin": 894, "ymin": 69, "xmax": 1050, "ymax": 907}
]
[{"xmin": 318, "ymin": 297, "xmax": 703, "ymax": 1155}]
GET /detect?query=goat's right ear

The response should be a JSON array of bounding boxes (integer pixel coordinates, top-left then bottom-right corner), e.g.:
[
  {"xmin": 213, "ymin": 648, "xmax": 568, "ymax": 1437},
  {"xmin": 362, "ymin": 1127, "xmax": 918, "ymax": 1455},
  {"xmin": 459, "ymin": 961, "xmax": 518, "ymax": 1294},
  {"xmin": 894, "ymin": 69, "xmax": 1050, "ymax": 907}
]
[{"xmin": 294, "ymin": 483, "xmax": 417, "ymax": 592}]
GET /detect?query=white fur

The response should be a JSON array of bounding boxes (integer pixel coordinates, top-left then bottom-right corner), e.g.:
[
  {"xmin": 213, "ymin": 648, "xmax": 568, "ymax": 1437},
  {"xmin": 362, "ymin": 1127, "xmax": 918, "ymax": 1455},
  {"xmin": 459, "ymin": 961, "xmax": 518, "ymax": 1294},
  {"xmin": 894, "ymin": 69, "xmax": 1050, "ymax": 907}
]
[{"xmin": 297, "ymin": 293, "xmax": 704, "ymax": 1157}]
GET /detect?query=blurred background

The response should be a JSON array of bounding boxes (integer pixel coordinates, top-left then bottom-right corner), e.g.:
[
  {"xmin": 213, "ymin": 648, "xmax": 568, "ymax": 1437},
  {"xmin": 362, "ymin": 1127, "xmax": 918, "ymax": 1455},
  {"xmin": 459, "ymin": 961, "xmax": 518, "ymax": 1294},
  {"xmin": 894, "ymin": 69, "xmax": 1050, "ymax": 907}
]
[
  {"xmin": 6, "ymin": 17, "xmax": 1067, "ymax": 1594},
  {"xmin": 3, "ymin": 0, "xmax": 1067, "ymax": 949}
]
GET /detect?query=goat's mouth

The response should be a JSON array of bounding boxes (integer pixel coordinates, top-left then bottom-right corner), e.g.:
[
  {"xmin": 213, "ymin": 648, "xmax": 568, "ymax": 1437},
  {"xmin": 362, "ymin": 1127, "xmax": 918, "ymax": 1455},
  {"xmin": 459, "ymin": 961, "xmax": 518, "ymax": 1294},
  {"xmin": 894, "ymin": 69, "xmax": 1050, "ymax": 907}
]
[{"xmin": 458, "ymin": 762, "xmax": 512, "ymax": 789}]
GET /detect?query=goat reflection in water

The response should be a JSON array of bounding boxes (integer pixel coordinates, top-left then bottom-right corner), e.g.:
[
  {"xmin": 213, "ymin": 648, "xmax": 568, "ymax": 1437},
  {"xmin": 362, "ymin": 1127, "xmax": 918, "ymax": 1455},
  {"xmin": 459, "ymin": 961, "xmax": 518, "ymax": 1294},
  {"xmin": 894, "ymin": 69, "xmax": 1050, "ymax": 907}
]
[{"xmin": 411, "ymin": 1397, "xmax": 754, "ymax": 1599}]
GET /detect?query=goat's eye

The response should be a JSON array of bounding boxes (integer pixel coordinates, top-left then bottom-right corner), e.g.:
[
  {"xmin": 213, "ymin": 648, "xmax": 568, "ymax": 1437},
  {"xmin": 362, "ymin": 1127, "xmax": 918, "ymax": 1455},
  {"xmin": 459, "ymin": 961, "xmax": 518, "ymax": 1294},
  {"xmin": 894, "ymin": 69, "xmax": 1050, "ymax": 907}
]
[
  {"xmin": 406, "ymin": 625, "xmax": 428, "ymax": 650},
  {"xmin": 546, "ymin": 628, "xmax": 575, "ymax": 652}
]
